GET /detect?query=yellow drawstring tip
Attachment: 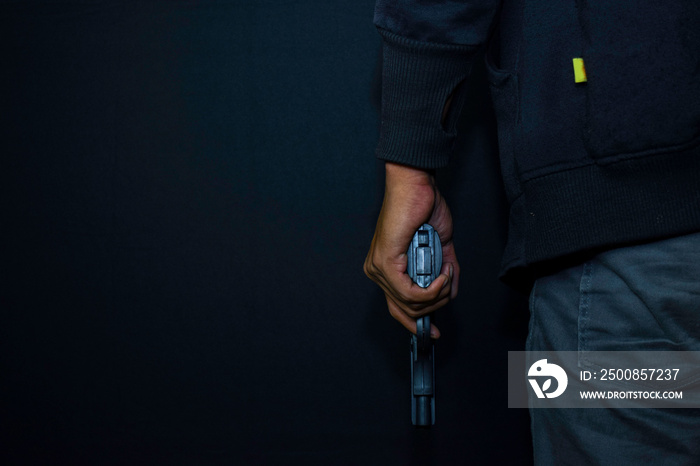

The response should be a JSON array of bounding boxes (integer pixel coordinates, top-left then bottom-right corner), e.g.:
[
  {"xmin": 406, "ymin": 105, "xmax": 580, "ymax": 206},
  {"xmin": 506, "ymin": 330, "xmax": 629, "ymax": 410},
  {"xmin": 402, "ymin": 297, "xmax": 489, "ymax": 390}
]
[{"xmin": 573, "ymin": 58, "xmax": 587, "ymax": 83}]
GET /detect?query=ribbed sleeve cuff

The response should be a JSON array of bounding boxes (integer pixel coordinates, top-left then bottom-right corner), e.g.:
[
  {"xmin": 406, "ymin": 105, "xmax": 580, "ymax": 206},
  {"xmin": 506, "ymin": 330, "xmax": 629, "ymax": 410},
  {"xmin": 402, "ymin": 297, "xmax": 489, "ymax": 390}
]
[{"xmin": 375, "ymin": 28, "xmax": 480, "ymax": 169}]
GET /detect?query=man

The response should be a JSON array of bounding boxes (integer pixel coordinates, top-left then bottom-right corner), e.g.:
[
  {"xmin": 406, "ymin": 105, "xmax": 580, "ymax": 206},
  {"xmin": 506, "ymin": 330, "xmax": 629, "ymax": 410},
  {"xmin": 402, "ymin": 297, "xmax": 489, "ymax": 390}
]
[{"xmin": 364, "ymin": 1, "xmax": 700, "ymax": 463}]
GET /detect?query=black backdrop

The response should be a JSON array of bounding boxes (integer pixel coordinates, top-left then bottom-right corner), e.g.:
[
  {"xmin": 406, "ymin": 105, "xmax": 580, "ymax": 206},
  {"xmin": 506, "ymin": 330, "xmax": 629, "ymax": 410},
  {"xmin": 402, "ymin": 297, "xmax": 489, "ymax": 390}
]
[{"xmin": 2, "ymin": 2, "xmax": 532, "ymax": 464}]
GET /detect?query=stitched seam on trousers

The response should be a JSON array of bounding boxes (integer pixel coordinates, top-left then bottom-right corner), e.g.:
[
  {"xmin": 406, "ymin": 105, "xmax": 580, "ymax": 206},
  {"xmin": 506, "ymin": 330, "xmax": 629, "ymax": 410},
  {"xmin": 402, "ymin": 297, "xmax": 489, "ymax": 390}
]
[
  {"xmin": 578, "ymin": 261, "xmax": 593, "ymax": 361},
  {"xmin": 527, "ymin": 279, "xmax": 539, "ymax": 352}
]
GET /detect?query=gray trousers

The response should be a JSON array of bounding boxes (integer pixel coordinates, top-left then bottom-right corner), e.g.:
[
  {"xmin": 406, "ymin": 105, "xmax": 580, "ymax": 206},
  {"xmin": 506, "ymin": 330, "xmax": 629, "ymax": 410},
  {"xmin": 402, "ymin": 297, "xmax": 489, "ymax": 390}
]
[{"xmin": 527, "ymin": 231, "xmax": 700, "ymax": 465}]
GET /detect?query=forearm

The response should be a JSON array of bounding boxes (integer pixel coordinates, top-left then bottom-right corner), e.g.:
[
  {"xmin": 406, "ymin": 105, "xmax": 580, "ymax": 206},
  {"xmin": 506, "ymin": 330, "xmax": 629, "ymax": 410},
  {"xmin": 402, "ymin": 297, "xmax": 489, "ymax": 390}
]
[{"xmin": 374, "ymin": 0, "xmax": 501, "ymax": 169}]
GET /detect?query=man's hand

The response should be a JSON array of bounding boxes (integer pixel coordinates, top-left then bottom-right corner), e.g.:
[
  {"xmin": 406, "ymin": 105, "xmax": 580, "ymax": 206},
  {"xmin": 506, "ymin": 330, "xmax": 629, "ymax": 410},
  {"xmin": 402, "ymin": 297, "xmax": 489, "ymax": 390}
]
[{"xmin": 364, "ymin": 162, "xmax": 460, "ymax": 338}]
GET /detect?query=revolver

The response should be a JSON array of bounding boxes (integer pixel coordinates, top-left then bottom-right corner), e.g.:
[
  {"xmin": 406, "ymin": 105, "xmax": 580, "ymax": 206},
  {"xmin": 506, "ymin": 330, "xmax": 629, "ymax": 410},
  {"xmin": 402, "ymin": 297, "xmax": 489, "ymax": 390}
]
[{"xmin": 406, "ymin": 223, "xmax": 441, "ymax": 426}]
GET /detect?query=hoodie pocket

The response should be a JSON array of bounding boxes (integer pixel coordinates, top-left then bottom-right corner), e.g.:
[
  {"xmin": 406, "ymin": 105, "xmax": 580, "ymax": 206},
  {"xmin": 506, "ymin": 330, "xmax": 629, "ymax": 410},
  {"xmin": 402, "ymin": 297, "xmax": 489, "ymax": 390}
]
[
  {"xmin": 580, "ymin": 1, "xmax": 700, "ymax": 160},
  {"xmin": 485, "ymin": 49, "xmax": 521, "ymax": 203}
]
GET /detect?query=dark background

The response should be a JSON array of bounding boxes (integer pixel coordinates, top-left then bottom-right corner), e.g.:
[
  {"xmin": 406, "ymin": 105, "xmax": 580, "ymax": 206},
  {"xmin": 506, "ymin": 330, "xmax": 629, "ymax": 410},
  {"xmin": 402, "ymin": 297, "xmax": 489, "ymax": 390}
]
[{"xmin": 2, "ymin": 1, "xmax": 531, "ymax": 464}]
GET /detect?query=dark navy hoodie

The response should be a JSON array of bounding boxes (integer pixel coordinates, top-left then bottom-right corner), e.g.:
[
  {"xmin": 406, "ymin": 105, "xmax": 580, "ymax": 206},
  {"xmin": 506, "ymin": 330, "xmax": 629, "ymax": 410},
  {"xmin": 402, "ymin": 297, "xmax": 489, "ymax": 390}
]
[{"xmin": 374, "ymin": 0, "xmax": 700, "ymax": 288}]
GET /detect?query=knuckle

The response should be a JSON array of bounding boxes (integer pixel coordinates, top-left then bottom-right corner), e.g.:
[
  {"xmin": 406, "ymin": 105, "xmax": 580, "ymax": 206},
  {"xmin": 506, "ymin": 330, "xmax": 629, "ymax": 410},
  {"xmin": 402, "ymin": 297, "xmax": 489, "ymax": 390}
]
[
  {"xmin": 388, "ymin": 306, "xmax": 400, "ymax": 319},
  {"xmin": 407, "ymin": 301, "xmax": 422, "ymax": 311},
  {"xmin": 363, "ymin": 261, "xmax": 373, "ymax": 278},
  {"xmin": 405, "ymin": 306, "xmax": 423, "ymax": 318},
  {"xmin": 363, "ymin": 256, "xmax": 380, "ymax": 279}
]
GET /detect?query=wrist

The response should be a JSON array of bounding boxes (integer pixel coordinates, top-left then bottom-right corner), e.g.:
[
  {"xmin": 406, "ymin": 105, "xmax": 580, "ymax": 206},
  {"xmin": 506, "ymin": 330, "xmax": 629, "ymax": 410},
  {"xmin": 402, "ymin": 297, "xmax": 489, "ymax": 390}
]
[{"xmin": 384, "ymin": 162, "xmax": 435, "ymax": 189}]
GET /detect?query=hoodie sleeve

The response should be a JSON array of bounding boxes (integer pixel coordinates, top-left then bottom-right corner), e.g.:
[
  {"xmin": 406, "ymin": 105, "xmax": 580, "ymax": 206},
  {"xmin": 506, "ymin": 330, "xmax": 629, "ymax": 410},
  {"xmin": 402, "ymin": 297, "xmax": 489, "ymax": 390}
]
[{"xmin": 374, "ymin": 0, "xmax": 501, "ymax": 168}]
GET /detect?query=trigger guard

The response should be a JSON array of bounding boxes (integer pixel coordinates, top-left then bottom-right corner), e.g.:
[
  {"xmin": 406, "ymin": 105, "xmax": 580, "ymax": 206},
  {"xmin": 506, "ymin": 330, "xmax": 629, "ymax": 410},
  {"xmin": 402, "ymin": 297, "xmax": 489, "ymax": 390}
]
[{"xmin": 416, "ymin": 315, "xmax": 431, "ymax": 350}]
